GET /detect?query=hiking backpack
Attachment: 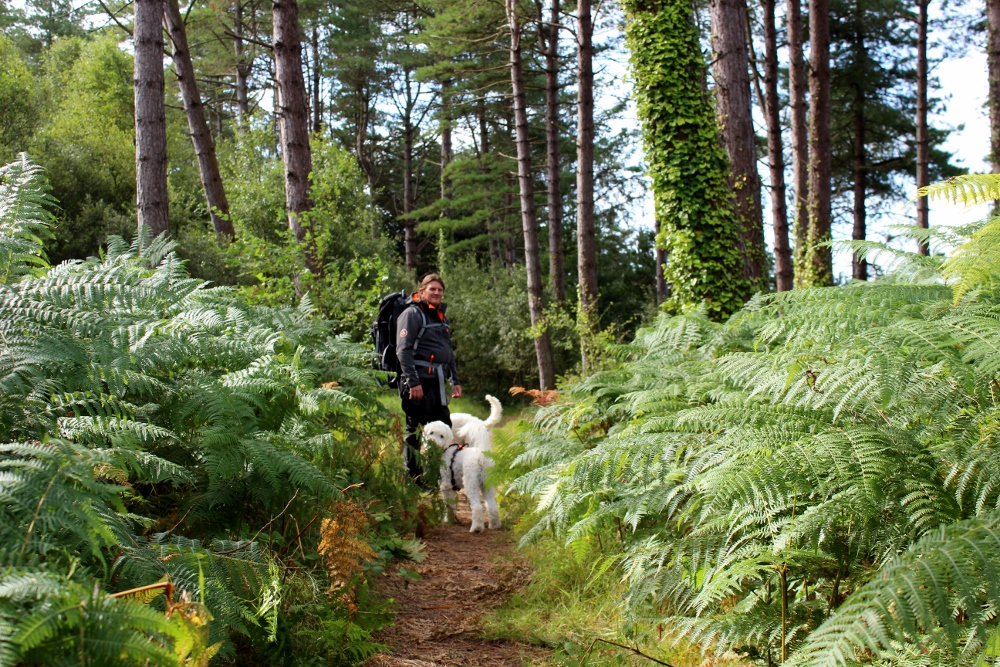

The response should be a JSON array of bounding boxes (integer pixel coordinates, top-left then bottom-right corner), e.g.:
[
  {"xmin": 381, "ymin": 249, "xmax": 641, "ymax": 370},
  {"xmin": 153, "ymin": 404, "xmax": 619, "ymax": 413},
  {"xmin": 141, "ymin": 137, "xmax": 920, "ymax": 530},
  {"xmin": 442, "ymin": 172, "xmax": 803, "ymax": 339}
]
[{"xmin": 370, "ymin": 290, "xmax": 420, "ymax": 388}]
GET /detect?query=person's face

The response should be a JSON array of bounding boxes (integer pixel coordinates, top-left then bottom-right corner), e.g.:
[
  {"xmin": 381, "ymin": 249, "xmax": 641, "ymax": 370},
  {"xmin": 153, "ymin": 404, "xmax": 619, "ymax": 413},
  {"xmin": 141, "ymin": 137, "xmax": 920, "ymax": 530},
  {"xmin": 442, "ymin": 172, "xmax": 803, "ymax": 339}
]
[{"xmin": 420, "ymin": 281, "xmax": 445, "ymax": 306}]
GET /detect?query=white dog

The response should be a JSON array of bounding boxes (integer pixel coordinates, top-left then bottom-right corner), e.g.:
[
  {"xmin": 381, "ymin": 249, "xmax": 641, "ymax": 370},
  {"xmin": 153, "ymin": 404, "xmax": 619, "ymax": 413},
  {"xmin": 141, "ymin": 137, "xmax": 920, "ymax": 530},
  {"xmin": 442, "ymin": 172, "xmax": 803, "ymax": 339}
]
[
  {"xmin": 422, "ymin": 420, "xmax": 501, "ymax": 532},
  {"xmin": 448, "ymin": 394, "xmax": 502, "ymax": 452}
]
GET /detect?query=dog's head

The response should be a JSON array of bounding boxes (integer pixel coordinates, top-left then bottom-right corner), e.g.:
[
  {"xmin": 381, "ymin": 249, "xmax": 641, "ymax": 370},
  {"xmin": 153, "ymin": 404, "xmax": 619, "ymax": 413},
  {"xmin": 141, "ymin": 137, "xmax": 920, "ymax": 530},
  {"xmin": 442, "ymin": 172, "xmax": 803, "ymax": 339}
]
[{"xmin": 421, "ymin": 421, "xmax": 453, "ymax": 452}]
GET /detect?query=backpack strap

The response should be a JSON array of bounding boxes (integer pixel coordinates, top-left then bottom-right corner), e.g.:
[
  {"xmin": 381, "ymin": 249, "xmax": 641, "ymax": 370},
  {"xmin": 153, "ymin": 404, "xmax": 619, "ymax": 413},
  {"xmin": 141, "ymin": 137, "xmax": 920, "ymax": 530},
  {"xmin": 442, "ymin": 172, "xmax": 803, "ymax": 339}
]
[{"xmin": 410, "ymin": 304, "xmax": 430, "ymax": 356}]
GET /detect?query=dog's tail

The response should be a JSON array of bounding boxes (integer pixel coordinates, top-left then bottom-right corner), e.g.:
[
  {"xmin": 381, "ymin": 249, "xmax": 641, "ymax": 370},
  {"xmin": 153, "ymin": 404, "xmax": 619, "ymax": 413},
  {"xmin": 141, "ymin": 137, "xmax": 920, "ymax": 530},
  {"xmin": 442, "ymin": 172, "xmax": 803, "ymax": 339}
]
[{"xmin": 483, "ymin": 394, "xmax": 503, "ymax": 428}]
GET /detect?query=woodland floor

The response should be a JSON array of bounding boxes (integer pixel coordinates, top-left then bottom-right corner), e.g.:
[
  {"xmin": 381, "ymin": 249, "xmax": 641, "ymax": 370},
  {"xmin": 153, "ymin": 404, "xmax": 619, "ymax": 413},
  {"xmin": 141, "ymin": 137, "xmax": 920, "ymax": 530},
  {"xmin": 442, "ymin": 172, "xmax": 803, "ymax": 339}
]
[{"xmin": 367, "ymin": 494, "xmax": 550, "ymax": 667}]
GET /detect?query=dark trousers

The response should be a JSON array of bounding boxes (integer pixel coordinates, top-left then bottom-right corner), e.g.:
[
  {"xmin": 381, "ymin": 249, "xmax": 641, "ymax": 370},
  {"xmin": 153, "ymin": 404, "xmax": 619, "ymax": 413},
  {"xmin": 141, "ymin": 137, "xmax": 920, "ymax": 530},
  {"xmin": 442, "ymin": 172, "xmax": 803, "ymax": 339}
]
[{"xmin": 401, "ymin": 380, "xmax": 451, "ymax": 483}]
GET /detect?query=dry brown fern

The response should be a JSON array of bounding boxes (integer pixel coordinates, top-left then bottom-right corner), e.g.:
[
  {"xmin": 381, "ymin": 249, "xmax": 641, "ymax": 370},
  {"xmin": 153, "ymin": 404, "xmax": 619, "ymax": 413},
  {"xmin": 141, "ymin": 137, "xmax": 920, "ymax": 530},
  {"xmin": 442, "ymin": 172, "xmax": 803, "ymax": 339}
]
[
  {"xmin": 317, "ymin": 500, "xmax": 376, "ymax": 610},
  {"xmin": 509, "ymin": 386, "xmax": 559, "ymax": 406}
]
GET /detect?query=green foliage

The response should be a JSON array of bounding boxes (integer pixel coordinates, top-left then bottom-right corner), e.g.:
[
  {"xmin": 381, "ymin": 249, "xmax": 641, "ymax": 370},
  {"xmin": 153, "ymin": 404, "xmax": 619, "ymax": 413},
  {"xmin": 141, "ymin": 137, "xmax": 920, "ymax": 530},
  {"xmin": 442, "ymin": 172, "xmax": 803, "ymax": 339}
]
[
  {"xmin": 0, "ymin": 156, "xmax": 413, "ymax": 665},
  {"xmin": 509, "ymin": 181, "xmax": 1000, "ymax": 667},
  {"xmin": 0, "ymin": 35, "xmax": 37, "ymax": 163},
  {"xmin": 621, "ymin": 0, "xmax": 751, "ymax": 319}
]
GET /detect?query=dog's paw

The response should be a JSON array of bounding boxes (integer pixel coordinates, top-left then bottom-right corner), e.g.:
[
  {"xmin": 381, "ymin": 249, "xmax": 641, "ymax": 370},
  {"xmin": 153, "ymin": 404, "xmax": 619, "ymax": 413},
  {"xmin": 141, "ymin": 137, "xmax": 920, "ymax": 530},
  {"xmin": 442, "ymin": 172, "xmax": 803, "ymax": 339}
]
[
  {"xmin": 488, "ymin": 520, "xmax": 502, "ymax": 530},
  {"xmin": 469, "ymin": 522, "xmax": 486, "ymax": 533}
]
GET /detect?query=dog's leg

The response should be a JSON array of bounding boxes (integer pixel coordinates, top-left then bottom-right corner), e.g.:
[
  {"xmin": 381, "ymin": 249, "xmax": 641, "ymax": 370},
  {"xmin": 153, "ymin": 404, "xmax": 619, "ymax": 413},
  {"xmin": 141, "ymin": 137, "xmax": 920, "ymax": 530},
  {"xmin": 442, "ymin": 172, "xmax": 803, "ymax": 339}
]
[
  {"xmin": 440, "ymin": 469, "xmax": 458, "ymax": 523},
  {"xmin": 484, "ymin": 484, "xmax": 501, "ymax": 530},
  {"xmin": 464, "ymin": 465, "xmax": 486, "ymax": 533}
]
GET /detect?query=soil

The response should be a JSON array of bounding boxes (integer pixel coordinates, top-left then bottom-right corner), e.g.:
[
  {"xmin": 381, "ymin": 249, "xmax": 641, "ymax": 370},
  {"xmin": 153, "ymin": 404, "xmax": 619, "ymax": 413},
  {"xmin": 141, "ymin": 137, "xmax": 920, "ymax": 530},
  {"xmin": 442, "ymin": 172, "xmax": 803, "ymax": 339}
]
[{"xmin": 367, "ymin": 494, "xmax": 549, "ymax": 667}]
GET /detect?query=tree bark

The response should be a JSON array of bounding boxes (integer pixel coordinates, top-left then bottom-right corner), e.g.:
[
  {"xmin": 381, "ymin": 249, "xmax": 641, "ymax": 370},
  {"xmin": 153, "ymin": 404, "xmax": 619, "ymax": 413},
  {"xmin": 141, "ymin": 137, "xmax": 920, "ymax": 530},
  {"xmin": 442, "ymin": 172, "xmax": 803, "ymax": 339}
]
[
  {"xmin": 788, "ymin": 0, "xmax": 809, "ymax": 285},
  {"xmin": 440, "ymin": 78, "xmax": 453, "ymax": 203},
  {"xmin": 576, "ymin": 0, "xmax": 598, "ymax": 371},
  {"xmin": 654, "ymin": 217, "xmax": 667, "ymax": 304},
  {"xmin": 538, "ymin": 0, "xmax": 565, "ymax": 302},
  {"xmin": 990, "ymin": 0, "xmax": 1000, "ymax": 173},
  {"xmin": 403, "ymin": 71, "xmax": 417, "ymax": 274},
  {"xmin": 916, "ymin": 0, "xmax": 930, "ymax": 254},
  {"xmin": 806, "ymin": 0, "xmax": 833, "ymax": 286},
  {"xmin": 134, "ymin": 0, "xmax": 170, "ymax": 239},
  {"xmin": 507, "ymin": 0, "xmax": 557, "ymax": 390},
  {"xmin": 852, "ymin": 85, "xmax": 867, "ymax": 280},
  {"xmin": 708, "ymin": 0, "xmax": 765, "ymax": 287},
  {"xmin": 164, "ymin": 0, "xmax": 235, "ymax": 240},
  {"xmin": 312, "ymin": 24, "xmax": 322, "ymax": 133},
  {"xmin": 272, "ymin": 0, "xmax": 318, "ymax": 271},
  {"xmin": 761, "ymin": 0, "xmax": 791, "ymax": 290},
  {"xmin": 234, "ymin": 0, "xmax": 249, "ymax": 127}
]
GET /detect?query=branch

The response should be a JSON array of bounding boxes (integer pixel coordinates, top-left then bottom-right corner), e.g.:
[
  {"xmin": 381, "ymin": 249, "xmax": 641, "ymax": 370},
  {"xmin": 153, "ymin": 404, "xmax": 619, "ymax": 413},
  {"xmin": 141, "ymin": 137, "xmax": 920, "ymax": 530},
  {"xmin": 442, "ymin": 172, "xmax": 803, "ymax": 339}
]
[
  {"xmin": 579, "ymin": 638, "xmax": 676, "ymax": 666},
  {"xmin": 93, "ymin": 0, "xmax": 133, "ymax": 37}
]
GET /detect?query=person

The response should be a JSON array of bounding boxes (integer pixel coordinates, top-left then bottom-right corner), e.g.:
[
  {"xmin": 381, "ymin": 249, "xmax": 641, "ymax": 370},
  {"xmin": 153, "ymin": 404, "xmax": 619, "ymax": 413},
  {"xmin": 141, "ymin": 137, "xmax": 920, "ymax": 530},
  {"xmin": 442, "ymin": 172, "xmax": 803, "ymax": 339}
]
[{"xmin": 396, "ymin": 273, "xmax": 462, "ymax": 486}]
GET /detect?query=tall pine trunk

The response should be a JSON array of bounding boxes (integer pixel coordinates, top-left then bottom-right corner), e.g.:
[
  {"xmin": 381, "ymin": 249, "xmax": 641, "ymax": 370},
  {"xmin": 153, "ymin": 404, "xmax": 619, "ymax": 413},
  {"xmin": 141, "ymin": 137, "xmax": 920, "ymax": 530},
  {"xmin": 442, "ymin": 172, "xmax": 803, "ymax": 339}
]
[
  {"xmin": 852, "ymin": 85, "xmax": 867, "ymax": 280},
  {"xmin": 916, "ymin": 0, "xmax": 930, "ymax": 254},
  {"xmin": 312, "ymin": 25, "xmax": 322, "ymax": 133},
  {"xmin": 507, "ymin": 0, "xmax": 557, "ymax": 390},
  {"xmin": 708, "ymin": 0, "xmax": 766, "ymax": 288},
  {"xmin": 441, "ymin": 79, "xmax": 453, "ymax": 204},
  {"xmin": 134, "ymin": 0, "xmax": 170, "ymax": 239},
  {"xmin": 540, "ymin": 0, "xmax": 565, "ymax": 302},
  {"xmin": 788, "ymin": 0, "xmax": 809, "ymax": 284},
  {"xmin": 234, "ymin": 0, "xmax": 249, "ymax": 127},
  {"xmin": 805, "ymin": 0, "xmax": 833, "ymax": 286},
  {"xmin": 990, "ymin": 0, "xmax": 1000, "ymax": 173},
  {"xmin": 403, "ymin": 72, "xmax": 416, "ymax": 274},
  {"xmin": 762, "ymin": 0, "xmax": 791, "ymax": 290},
  {"xmin": 654, "ymin": 217, "xmax": 667, "ymax": 304},
  {"xmin": 164, "ymin": 0, "xmax": 234, "ymax": 240},
  {"xmin": 272, "ymin": 0, "xmax": 318, "ymax": 273},
  {"xmin": 576, "ymin": 0, "xmax": 599, "ymax": 371}
]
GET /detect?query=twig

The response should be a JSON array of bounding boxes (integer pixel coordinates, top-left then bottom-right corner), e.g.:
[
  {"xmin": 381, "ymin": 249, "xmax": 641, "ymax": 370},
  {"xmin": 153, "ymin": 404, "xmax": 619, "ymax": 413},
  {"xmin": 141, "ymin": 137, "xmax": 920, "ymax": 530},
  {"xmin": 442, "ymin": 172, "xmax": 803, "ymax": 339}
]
[
  {"xmin": 160, "ymin": 503, "xmax": 197, "ymax": 540},
  {"xmin": 579, "ymin": 638, "xmax": 675, "ymax": 667},
  {"xmin": 93, "ymin": 0, "xmax": 133, "ymax": 37},
  {"xmin": 215, "ymin": 490, "xmax": 299, "ymax": 555}
]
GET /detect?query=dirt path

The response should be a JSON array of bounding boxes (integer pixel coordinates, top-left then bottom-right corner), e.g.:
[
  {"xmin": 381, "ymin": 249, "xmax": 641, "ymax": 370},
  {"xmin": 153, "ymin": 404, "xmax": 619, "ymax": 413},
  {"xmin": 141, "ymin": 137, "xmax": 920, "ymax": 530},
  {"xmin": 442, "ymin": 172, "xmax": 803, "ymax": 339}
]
[{"xmin": 368, "ymin": 495, "xmax": 548, "ymax": 667}]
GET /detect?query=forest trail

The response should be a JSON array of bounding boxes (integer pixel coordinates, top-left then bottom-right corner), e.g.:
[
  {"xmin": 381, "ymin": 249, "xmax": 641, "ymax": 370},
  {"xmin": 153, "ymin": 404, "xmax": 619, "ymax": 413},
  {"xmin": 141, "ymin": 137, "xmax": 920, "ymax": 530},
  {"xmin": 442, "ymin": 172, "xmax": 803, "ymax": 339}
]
[{"xmin": 368, "ymin": 495, "xmax": 548, "ymax": 667}]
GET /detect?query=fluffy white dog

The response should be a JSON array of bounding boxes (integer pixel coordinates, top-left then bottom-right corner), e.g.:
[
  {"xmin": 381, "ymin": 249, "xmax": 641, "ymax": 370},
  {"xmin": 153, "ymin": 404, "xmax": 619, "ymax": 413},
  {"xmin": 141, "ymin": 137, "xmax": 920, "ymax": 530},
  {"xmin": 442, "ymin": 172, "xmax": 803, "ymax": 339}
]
[
  {"xmin": 422, "ymin": 420, "xmax": 501, "ymax": 532},
  {"xmin": 448, "ymin": 394, "xmax": 502, "ymax": 452}
]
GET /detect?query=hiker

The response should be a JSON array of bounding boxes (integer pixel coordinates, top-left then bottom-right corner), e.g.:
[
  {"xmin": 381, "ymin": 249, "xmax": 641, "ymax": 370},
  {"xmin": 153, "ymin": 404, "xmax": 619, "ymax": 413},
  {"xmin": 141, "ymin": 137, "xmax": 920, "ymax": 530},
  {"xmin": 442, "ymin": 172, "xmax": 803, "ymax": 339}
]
[{"xmin": 396, "ymin": 273, "xmax": 462, "ymax": 486}]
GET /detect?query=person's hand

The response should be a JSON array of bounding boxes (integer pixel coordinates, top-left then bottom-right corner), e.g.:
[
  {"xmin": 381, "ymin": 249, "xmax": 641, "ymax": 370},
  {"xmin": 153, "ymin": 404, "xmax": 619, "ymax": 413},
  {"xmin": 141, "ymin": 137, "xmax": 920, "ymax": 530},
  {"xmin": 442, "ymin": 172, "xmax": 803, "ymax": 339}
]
[
  {"xmin": 409, "ymin": 384, "xmax": 424, "ymax": 400},
  {"xmin": 452, "ymin": 384, "xmax": 462, "ymax": 399}
]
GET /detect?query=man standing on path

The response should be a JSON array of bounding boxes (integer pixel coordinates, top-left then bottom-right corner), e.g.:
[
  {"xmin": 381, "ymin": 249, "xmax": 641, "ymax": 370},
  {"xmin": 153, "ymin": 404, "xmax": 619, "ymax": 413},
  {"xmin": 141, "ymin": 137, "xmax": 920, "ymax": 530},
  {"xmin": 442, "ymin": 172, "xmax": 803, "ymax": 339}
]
[{"xmin": 397, "ymin": 273, "xmax": 462, "ymax": 486}]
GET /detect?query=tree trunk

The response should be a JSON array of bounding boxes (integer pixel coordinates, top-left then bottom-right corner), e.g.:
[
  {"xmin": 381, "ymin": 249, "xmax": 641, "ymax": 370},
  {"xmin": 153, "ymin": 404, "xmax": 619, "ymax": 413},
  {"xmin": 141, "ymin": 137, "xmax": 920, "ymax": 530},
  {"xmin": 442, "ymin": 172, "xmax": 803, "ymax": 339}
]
[
  {"xmin": 852, "ymin": 85, "xmax": 867, "ymax": 280},
  {"xmin": 441, "ymin": 79, "xmax": 453, "ymax": 204},
  {"xmin": 805, "ymin": 0, "xmax": 833, "ymax": 286},
  {"xmin": 788, "ymin": 0, "xmax": 809, "ymax": 285},
  {"xmin": 312, "ymin": 24, "xmax": 322, "ymax": 133},
  {"xmin": 576, "ymin": 0, "xmax": 598, "ymax": 371},
  {"xmin": 234, "ymin": 0, "xmax": 249, "ymax": 127},
  {"xmin": 272, "ymin": 0, "xmax": 318, "ymax": 271},
  {"xmin": 134, "ymin": 0, "xmax": 170, "ymax": 239},
  {"xmin": 164, "ymin": 0, "xmax": 235, "ymax": 240},
  {"xmin": 507, "ymin": 0, "xmax": 557, "ymax": 390},
  {"xmin": 654, "ymin": 217, "xmax": 667, "ymax": 304},
  {"xmin": 539, "ymin": 0, "xmax": 565, "ymax": 302},
  {"xmin": 403, "ymin": 82, "xmax": 417, "ymax": 274},
  {"xmin": 990, "ymin": 0, "xmax": 1000, "ymax": 173},
  {"xmin": 916, "ymin": 0, "xmax": 930, "ymax": 254},
  {"xmin": 762, "ymin": 0, "xmax": 791, "ymax": 290},
  {"xmin": 708, "ymin": 0, "xmax": 766, "ymax": 287}
]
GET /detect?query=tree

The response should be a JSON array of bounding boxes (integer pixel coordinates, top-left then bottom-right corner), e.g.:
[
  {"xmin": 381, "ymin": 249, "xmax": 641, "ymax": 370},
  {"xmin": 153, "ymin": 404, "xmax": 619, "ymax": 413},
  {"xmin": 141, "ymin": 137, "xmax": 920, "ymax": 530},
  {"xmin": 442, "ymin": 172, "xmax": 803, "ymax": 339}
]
[
  {"xmin": 0, "ymin": 35, "xmax": 38, "ymax": 163},
  {"xmin": 804, "ymin": 0, "xmax": 832, "ymax": 286},
  {"xmin": 577, "ymin": 0, "xmax": 599, "ymax": 368},
  {"xmin": 622, "ymin": 0, "xmax": 752, "ymax": 319},
  {"xmin": 272, "ymin": 0, "xmax": 317, "ymax": 272},
  {"xmin": 788, "ymin": 0, "xmax": 809, "ymax": 284},
  {"xmin": 133, "ymin": 0, "xmax": 170, "ymax": 238},
  {"xmin": 989, "ymin": 0, "xmax": 1000, "ymax": 173},
  {"xmin": 506, "ymin": 0, "xmax": 556, "ymax": 389},
  {"xmin": 163, "ymin": 0, "xmax": 235, "ymax": 240},
  {"xmin": 536, "ymin": 0, "xmax": 565, "ymax": 302},
  {"xmin": 708, "ymin": 0, "xmax": 766, "ymax": 289},
  {"xmin": 916, "ymin": 0, "xmax": 929, "ymax": 254}
]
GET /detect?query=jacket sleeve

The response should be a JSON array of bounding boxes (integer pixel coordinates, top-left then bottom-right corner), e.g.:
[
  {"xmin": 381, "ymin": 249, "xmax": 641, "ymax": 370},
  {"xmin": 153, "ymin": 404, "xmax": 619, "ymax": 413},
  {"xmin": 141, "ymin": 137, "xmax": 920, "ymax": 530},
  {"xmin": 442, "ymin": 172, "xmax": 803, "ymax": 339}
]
[
  {"xmin": 396, "ymin": 306, "xmax": 422, "ymax": 388},
  {"xmin": 449, "ymin": 356, "xmax": 460, "ymax": 387}
]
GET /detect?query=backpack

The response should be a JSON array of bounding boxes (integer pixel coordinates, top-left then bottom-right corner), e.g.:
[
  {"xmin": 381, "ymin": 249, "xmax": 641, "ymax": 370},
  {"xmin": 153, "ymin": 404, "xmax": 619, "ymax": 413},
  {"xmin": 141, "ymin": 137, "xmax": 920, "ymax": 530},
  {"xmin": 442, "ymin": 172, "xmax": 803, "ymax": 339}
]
[{"xmin": 370, "ymin": 290, "xmax": 421, "ymax": 388}]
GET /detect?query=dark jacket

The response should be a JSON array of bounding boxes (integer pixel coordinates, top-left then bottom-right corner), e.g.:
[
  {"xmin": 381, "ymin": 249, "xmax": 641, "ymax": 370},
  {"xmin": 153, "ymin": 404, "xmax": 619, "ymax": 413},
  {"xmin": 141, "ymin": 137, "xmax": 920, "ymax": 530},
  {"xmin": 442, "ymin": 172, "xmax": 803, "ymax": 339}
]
[{"xmin": 395, "ymin": 295, "xmax": 460, "ymax": 390}]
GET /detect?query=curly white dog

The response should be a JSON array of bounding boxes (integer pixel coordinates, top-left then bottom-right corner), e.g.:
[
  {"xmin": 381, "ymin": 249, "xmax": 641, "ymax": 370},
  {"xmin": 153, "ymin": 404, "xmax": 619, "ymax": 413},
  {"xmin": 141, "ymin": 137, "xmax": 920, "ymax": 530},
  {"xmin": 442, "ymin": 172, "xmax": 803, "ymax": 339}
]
[
  {"xmin": 448, "ymin": 394, "xmax": 502, "ymax": 451},
  {"xmin": 422, "ymin": 420, "xmax": 501, "ymax": 533}
]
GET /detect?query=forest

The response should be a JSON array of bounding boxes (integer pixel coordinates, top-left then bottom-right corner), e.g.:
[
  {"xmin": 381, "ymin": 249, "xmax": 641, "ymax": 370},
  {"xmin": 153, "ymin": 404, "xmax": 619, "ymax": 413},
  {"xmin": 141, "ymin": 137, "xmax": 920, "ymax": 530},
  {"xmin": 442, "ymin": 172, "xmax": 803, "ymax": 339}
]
[{"xmin": 3, "ymin": 0, "xmax": 1000, "ymax": 661}]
